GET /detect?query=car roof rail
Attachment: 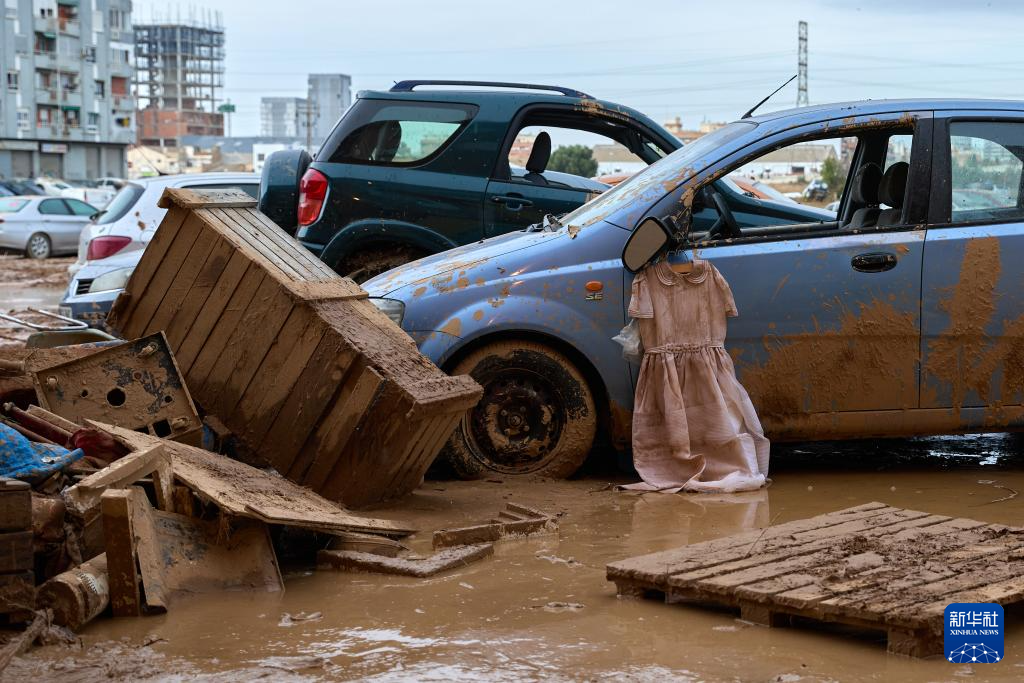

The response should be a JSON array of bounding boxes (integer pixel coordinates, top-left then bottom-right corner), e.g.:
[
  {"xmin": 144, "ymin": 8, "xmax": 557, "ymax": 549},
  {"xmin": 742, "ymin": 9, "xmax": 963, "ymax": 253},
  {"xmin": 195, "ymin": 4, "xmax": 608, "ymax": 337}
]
[{"xmin": 390, "ymin": 80, "xmax": 592, "ymax": 98}]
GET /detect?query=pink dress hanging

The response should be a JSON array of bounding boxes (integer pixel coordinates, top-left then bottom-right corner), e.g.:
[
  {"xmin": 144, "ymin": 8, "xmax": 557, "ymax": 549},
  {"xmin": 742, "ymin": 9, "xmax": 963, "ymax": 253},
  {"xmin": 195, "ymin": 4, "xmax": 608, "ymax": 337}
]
[{"xmin": 623, "ymin": 259, "xmax": 769, "ymax": 493}]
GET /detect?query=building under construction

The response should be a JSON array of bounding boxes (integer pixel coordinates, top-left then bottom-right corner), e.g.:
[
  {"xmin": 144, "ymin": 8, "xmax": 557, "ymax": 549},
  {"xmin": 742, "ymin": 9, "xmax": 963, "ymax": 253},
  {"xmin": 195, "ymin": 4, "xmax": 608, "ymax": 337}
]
[{"xmin": 134, "ymin": 16, "xmax": 225, "ymax": 146}]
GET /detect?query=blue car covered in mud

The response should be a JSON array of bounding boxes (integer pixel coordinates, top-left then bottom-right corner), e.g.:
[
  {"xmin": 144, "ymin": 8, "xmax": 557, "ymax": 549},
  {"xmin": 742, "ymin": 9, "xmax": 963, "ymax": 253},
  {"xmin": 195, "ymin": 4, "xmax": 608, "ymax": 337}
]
[{"xmin": 364, "ymin": 98, "xmax": 1024, "ymax": 479}]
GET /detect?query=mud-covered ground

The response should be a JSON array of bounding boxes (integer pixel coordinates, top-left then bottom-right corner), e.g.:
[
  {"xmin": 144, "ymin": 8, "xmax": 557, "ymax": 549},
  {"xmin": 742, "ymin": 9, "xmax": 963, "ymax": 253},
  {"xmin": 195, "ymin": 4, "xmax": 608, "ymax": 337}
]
[
  {"xmin": 5, "ymin": 436, "xmax": 1024, "ymax": 682},
  {"xmin": 0, "ymin": 255, "xmax": 73, "ymax": 349},
  {"xmin": 4, "ymin": 256, "xmax": 1024, "ymax": 681}
]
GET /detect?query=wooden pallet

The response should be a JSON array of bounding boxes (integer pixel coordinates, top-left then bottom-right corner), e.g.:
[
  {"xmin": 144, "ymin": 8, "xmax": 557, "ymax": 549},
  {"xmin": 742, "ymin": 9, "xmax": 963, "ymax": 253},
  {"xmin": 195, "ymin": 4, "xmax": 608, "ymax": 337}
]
[
  {"xmin": 607, "ymin": 502, "xmax": 1024, "ymax": 657},
  {"xmin": 106, "ymin": 188, "xmax": 482, "ymax": 508}
]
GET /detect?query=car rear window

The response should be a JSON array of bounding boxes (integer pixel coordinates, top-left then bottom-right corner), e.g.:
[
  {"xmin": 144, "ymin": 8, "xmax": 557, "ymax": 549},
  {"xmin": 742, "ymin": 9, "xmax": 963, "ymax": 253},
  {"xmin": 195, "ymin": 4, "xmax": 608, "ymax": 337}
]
[
  {"xmin": 95, "ymin": 182, "xmax": 144, "ymax": 225},
  {"xmin": 0, "ymin": 198, "xmax": 28, "ymax": 213},
  {"xmin": 318, "ymin": 99, "xmax": 478, "ymax": 166}
]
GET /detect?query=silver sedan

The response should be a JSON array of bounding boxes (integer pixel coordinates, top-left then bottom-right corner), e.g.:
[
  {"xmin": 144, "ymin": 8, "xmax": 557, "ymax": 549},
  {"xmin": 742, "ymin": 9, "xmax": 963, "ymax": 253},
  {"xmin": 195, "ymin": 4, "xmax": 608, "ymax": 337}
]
[{"xmin": 0, "ymin": 196, "xmax": 98, "ymax": 259}]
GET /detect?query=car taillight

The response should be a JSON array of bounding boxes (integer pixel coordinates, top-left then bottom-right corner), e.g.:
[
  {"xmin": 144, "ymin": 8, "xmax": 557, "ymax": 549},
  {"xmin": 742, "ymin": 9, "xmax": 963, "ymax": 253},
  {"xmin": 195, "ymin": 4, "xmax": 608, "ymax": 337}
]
[
  {"xmin": 297, "ymin": 168, "xmax": 328, "ymax": 227},
  {"xmin": 86, "ymin": 235, "xmax": 132, "ymax": 261}
]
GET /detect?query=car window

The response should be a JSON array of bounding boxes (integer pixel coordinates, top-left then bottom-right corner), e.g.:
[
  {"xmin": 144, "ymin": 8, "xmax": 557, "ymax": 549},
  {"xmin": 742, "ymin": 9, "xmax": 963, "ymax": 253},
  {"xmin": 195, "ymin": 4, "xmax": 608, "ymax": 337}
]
[
  {"xmin": 949, "ymin": 121, "xmax": 1024, "ymax": 223},
  {"xmin": 503, "ymin": 125, "xmax": 638, "ymax": 192},
  {"xmin": 65, "ymin": 198, "xmax": 97, "ymax": 216},
  {"xmin": 320, "ymin": 100, "xmax": 478, "ymax": 166},
  {"xmin": 95, "ymin": 183, "xmax": 144, "ymax": 225},
  {"xmin": 188, "ymin": 182, "xmax": 259, "ymax": 199},
  {"xmin": 0, "ymin": 197, "xmax": 28, "ymax": 212},
  {"xmin": 38, "ymin": 198, "xmax": 70, "ymax": 215}
]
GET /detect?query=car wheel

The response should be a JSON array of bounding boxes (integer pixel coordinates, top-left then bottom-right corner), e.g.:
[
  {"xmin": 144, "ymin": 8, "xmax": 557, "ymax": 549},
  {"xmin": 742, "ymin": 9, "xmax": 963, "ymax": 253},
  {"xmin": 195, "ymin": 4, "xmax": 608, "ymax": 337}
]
[
  {"xmin": 25, "ymin": 233, "xmax": 52, "ymax": 260},
  {"xmin": 444, "ymin": 340, "xmax": 597, "ymax": 479},
  {"xmin": 337, "ymin": 244, "xmax": 429, "ymax": 283}
]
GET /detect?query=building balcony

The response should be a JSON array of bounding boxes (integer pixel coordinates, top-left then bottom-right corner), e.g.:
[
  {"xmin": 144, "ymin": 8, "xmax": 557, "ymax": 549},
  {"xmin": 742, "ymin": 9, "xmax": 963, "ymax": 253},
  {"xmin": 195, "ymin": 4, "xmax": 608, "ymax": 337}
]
[
  {"xmin": 112, "ymin": 95, "xmax": 134, "ymax": 110},
  {"xmin": 56, "ymin": 53, "xmax": 80, "ymax": 72},
  {"xmin": 58, "ymin": 19, "xmax": 80, "ymax": 37},
  {"xmin": 35, "ymin": 88, "xmax": 58, "ymax": 104},
  {"xmin": 33, "ymin": 51, "xmax": 57, "ymax": 69},
  {"xmin": 34, "ymin": 17, "xmax": 58, "ymax": 35}
]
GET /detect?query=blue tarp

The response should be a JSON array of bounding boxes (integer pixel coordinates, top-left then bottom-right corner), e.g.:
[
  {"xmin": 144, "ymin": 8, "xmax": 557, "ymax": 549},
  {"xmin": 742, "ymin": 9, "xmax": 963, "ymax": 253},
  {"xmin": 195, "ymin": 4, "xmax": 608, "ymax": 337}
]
[{"xmin": 0, "ymin": 422, "xmax": 83, "ymax": 483}]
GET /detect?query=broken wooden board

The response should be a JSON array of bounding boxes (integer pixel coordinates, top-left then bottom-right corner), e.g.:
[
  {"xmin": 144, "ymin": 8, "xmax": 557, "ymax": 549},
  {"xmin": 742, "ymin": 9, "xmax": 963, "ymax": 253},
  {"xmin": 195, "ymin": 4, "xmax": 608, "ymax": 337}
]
[
  {"xmin": 30, "ymin": 333, "xmax": 201, "ymax": 444},
  {"xmin": 606, "ymin": 502, "xmax": 1024, "ymax": 658},
  {"xmin": 102, "ymin": 487, "xmax": 281, "ymax": 614},
  {"xmin": 64, "ymin": 445, "xmax": 172, "ymax": 515},
  {"xmin": 105, "ymin": 188, "xmax": 482, "ymax": 508},
  {"xmin": 90, "ymin": 421, "xmax": 415, "ymax": 538},
  {"xmin": 432, "ymin": 502, "xmax": 557, "ymax": 549},
  {"xmin": 318, "ymin": 544, "xmax": 493, "ymax": 578}
]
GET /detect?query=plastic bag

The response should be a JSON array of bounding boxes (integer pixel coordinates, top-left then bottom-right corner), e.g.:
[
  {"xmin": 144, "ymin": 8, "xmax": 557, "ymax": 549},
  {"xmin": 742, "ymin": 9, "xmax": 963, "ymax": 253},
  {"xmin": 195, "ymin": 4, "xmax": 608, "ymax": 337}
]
[{"xmin": 612, "ymin": 320, "xmax": 644, "ymax": 365}]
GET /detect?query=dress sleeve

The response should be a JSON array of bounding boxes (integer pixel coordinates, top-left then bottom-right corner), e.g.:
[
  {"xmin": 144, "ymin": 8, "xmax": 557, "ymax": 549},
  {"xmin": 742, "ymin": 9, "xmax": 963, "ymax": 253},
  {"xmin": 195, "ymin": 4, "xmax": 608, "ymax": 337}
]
[
  {"xmin": 713, "ymin": 266, "xmax": 739, "ymax": 317},
  {"xmin": 628, "ymin": 271, "xmax": 654, "ymax": 319}
]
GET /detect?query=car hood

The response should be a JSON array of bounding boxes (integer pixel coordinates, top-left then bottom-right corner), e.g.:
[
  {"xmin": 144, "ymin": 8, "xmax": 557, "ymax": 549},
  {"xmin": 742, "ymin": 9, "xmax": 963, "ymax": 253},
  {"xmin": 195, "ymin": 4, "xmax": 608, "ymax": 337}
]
[{"xmin": 364, "ymin": 228, "xmax": 566, "ymax": 296}]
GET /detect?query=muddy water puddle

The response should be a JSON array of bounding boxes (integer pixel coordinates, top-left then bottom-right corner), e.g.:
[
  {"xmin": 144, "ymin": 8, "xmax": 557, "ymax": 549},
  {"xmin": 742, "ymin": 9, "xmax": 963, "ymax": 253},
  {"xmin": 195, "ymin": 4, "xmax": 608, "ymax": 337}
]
[{"xmin": 9, "ymin": 436, "xmax": 1024, "ymax": 682}]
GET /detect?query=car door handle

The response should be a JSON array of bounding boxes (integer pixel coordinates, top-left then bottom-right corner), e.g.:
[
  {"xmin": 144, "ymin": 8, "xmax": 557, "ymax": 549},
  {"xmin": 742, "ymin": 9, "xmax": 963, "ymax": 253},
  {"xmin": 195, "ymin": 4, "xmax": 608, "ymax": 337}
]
[
  {"xmin": 491, "ymin": 194, "xmax": 533, "ymax": 208},
  {"xmin": 851, "ymin": 252, "xmax": 897, "ymax": 273}
]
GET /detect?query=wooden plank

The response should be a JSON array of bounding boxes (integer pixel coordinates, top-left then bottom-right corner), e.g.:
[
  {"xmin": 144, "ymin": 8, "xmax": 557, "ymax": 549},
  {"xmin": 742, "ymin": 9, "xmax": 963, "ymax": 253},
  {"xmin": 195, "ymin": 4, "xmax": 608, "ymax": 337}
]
[
  {"xmin": 158, "ymin": 187, "xmax": 257, "ymax": 209},
  {"xmin": 107, "ymin": 206, "xmax": 188, "ymax": 330},
  {"xmin": 101, "ymin": 488, "xmax": 141, "ymax": 617},
  {"xmin": 233, "ymin": 316, "xmax": 328, "ymax": 449},
  {"xmin": 208, "ymin": 207, "xmax": 317, "ymax": 281},
  {"xmin": 299, "ymin": 363, "xmax": 383, "ymax": 491},
  {"xmin": 173, "ymin": 250, "xmax": 252, "ymax": 374},
  {"xmin": 186, "ymin": 268, "xmax": 266, "ymax": 395},
  {"xmin": 200, "ymin": 282, "xmax": 296, "ymax": 419},
  {"xmin": 89, "ymin": 421, "xmax": 415, "ymax": 538},
  {"xmin": 64, "ymin": 445, "xmax": 168, "ymax": 514},
  {"xmin": 244, "ymin": 208, "xmax": 340, "ymax": 279},
  {"xmin": 121, "ymin": 214, "xmax": 204, "ymax": 339},
  {"xmin": 143, "ymin": 228, "xmax": 223, "ymax": 340},
  {"xmin": 162, "ymin": 234, "xmax": 237, "ymax": 350},
  {"xmin": 317, "ymin": 544, "xmax": 493, "ymax": 578},
  {"xmin": 0, "ymin": 478, "xmax": 31, "ymax": 532}
]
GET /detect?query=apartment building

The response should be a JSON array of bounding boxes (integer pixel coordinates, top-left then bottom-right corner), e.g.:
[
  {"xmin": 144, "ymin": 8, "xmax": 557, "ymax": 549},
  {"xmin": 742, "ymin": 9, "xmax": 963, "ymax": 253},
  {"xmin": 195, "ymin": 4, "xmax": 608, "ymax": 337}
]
[{"xmin": 0, "ymin": 0, "xmax": 134, "ymax": 180}]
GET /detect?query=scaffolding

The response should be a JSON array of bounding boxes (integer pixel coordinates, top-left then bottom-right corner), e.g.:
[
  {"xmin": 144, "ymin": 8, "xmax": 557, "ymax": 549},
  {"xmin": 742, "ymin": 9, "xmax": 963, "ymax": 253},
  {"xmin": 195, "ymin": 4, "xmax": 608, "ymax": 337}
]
[{"xmin": 134, "ymin": 12, "xmax": 225, "ymax": 142}]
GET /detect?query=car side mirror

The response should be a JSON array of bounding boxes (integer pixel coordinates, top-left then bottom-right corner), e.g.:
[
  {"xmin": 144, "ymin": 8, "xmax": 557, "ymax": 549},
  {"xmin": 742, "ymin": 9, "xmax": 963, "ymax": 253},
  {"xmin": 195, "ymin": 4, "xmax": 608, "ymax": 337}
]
[{"xmin": 622, "ymin": 217, "xmax": 672, "ymax": 273}]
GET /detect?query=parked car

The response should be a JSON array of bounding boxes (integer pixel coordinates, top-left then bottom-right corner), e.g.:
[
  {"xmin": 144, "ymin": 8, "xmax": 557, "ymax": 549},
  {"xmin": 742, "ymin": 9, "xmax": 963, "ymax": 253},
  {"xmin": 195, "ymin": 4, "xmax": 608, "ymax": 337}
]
[
  {"xmin": 72, "ymin": 172, "xmax": 260, "ymax": 276},
  {"xmin": 0, "ymin": 195, "xmax": 98, "ymax": 259},
  {"xmin": 59, "ymin": 249, "xmax": 141, "ymax": 329},
  {"xmin": 803, "ymin": 178, "xmax": 829, "ymax": 201},
  {"xmin": 0, "ymin": 179, "xmax": 45, "ymax": 196},
  {"xmin": 259, "ymin": 80, "xmax": 684, "ymax": 281},
  {"xmin": 364, "ymin": 98, "xmax": 1024, "ymax": 479}
]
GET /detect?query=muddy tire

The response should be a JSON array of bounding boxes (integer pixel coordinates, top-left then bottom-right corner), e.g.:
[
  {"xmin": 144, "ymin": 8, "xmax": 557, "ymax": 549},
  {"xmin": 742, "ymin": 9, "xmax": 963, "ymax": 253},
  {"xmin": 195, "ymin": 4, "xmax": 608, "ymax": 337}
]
[
  {"xmin": 444, "ymin": 340, "xmax": 597, "ymax": 479},
  {"xmin": 25, "ymin": 233, "xmax": 51, "ymax": 260},
  {"xmin": 336, "ymin": 244, "xmax": 429, "ymax": 283}
]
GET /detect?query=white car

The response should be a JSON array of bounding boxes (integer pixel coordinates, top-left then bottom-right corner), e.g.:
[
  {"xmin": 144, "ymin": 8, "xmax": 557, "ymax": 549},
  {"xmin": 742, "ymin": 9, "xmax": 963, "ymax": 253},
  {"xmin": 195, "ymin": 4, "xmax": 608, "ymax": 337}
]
[
  {"xmin": 0, "ymin": 195, "xmax": 98, "ymax": 259},
  {"xmin": 72, "ymin": 172, "xmax": 260, "ymax": 275}
]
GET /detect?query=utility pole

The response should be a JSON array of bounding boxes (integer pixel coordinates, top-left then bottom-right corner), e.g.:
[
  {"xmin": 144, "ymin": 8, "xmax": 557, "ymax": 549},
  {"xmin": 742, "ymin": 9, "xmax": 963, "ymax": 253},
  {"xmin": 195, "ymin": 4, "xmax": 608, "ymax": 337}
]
[
  {"xmin": 304, "ymin": 101, "xmax": 318, "ymax": 152},
  {"xmin": 797, "ymin": 21, "xmax": 809, "ymax": 107}
]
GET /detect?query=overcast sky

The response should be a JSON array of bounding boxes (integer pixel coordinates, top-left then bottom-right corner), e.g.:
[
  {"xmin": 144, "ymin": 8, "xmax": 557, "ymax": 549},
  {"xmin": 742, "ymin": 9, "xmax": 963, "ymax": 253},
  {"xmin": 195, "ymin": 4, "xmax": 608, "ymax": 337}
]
[{"xmin": 135, "ymin": 0, "xmax": 1024, "ymax": 137}]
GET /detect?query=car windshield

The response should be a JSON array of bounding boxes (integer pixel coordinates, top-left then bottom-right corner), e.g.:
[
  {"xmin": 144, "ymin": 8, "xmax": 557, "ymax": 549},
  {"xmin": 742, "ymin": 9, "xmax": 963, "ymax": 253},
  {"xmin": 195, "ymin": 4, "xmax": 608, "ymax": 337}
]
[
  {"xmin": 95, "ymin": 182, "xmax": 144, "ymax": 225},
  {"xmin": 0, "ymin": 198, "xmax": 28, "ymax": 213},
  {"xmin": 561, "ymin": 121, "xmax": 757, "ymax": 230}
]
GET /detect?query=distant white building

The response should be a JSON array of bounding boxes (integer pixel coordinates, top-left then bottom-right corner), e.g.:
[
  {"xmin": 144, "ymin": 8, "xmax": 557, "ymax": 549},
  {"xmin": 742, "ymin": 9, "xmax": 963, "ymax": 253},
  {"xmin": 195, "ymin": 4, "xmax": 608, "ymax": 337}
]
[
  {"xmin": 307, "ymin": 74, "xmax": 352, "ymax": 147},
  {"xmin": 253, "ymin": 143, "xmax": 289, "ymax": 174},
  {"xmin": 592, "ymin": 143, "xmax": 645, "ymax": 177},
  {"xmin": 737, "ymin": 143, "xmax": 837, "ymax": 181},
  {"xmin": 260, "ymin": 97, "xmax": 308, "ymax": 138}
]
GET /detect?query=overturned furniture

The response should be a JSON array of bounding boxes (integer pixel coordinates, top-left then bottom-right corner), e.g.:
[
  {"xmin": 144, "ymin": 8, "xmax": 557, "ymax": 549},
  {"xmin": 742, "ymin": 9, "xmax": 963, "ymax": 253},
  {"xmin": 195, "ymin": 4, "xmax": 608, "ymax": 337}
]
[
  {"xmin": 107, "ymin": 188, "xmax": 482, "ymax": 507},
  {"xmin": 607, "ymin": 502, "xmax": 1024, "ymax": 657}
]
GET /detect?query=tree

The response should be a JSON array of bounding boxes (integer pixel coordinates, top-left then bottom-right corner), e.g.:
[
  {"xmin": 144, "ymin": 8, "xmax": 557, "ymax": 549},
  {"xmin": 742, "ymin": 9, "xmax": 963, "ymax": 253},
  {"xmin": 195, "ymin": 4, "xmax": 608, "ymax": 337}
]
[
  {"xmin": 547, "ymin": 145, "xmax": 598, "ymax": 178},
  {"xmin": 819, "ymin": 155, "xmax": 846, "ymax": 200}
]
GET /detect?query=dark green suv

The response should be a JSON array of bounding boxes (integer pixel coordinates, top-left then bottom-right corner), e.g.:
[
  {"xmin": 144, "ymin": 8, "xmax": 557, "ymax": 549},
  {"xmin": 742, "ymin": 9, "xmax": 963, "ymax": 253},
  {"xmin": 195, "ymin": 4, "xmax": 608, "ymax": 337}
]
[{"xmin": 259, "ymin": 80, "xmax": 682, "ymax": 280}]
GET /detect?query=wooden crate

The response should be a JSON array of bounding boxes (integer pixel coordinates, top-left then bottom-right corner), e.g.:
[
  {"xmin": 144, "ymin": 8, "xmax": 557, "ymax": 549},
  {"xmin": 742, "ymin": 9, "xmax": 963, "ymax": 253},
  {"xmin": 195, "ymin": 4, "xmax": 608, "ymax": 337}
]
[
  {"xmin": 107, "ymin": 188, "xmax": 481, "ymax": 508},
  {"xmin": 607, "ymin": 502, "xmax": 1024, "ymax": 657}
]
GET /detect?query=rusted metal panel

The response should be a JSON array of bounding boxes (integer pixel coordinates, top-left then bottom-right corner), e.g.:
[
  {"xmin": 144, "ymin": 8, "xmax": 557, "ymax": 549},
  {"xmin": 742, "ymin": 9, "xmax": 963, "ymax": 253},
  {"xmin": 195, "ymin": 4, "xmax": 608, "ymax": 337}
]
[{"xmin": 29, "ymin": 332, "xmax": 201, "ymax": 444}]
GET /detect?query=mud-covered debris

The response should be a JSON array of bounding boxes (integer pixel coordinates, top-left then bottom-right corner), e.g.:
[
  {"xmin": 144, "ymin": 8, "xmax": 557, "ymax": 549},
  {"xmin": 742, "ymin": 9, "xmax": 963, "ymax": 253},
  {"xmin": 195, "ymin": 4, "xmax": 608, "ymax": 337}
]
[
  {"xmin": 319, "ymin": 543, "xmax": 494, "ymax": 578},
  {"xmin": 433, "ymin": 502, "xmax": 558, "ymax": 549},
  {"xmin": 37, "ymin": 553, "xmax": 109, "ymax": 631},
  {"xmin": 278, "ymin": 611, "xmax": 323, "ymax": 627}
]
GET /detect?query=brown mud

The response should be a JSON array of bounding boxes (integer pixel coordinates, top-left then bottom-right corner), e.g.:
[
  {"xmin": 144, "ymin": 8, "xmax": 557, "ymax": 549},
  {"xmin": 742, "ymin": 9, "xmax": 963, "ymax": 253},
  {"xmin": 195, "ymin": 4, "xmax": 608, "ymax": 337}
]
[
  {"xmin": 0, "ymin": 256, "xmax": 72, "ymax": 350},
  {"xmin": 8, "ymin": 436, "xmax": 1024, "ymax": 682}
]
